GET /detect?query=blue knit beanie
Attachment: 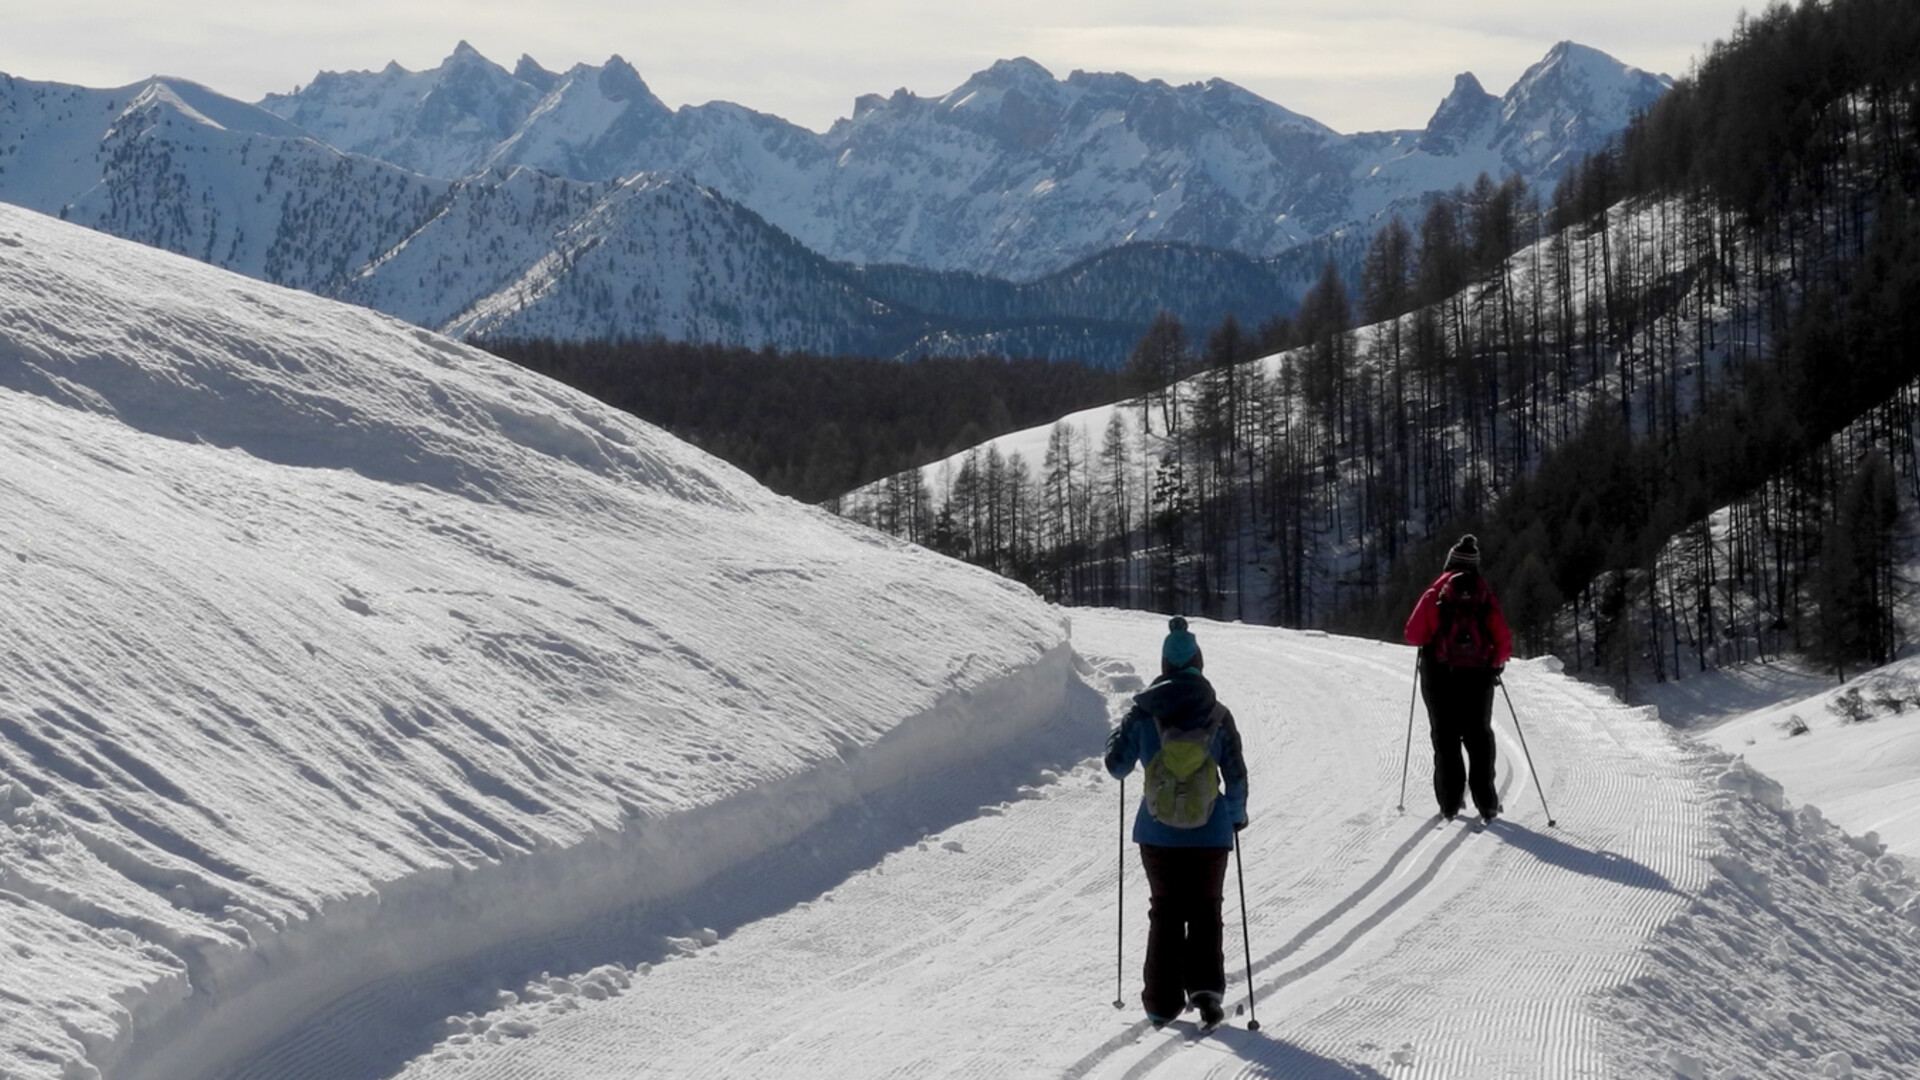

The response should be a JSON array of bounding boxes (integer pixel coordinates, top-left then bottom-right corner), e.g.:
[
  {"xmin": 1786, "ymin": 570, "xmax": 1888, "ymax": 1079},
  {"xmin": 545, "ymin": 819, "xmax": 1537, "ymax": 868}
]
[{"xmin": 1161, "ymin": 616, "xmax": 1202, "ymax": 671}]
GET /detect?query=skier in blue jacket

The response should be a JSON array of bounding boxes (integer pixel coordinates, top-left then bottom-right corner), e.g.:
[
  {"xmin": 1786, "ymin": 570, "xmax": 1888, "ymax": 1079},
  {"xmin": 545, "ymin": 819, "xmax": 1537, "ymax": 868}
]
[{"xmin": 1105, "ymin": 617, "xmax": 1249, "ymax": 1030}]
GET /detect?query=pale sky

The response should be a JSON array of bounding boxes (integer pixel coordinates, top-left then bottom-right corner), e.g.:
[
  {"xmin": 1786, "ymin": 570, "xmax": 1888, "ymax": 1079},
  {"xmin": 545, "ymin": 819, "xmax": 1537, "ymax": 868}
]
[{"xmin": 3, "ymin": 1, "xmax": 1752, "ymax": 134}]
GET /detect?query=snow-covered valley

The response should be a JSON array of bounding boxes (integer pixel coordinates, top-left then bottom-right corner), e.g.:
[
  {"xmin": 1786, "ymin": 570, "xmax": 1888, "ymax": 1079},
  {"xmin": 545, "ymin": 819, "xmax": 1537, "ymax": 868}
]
[{"xmin": 5, "ymin": 202, "xmax": 1920, "ymax": 1079}]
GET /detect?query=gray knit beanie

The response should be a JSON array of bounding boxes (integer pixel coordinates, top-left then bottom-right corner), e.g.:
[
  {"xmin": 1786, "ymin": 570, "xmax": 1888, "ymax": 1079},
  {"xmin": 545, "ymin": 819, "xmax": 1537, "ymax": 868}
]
[{"xmin": 1445, "ymin": 534, "xmax": 1481, "ymax": 571}]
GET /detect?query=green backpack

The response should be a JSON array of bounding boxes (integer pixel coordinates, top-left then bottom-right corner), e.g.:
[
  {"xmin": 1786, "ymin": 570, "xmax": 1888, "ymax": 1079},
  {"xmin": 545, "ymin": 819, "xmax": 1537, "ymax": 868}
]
[{"xmin": 1143, "ymin": 703, "xmax": 1229, "ymax": 828}]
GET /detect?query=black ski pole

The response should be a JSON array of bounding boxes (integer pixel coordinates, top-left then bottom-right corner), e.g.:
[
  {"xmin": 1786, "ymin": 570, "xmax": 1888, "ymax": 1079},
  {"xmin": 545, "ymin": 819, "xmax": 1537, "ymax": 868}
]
[
  {"xmin": 1233, "ymin": 829, "xmax": 1261, "ymax": 1031},
  {"xmin": 1114, "ymin": 776, "xmax": 1126, "ymax": 1009},
  {"xmin": 1397, "ymin": 660, "xmax": 1420, "ymax": 813},
  {"xmin": 1499, "ymin": 679, "xmax": 1556, "ymax": 828}
]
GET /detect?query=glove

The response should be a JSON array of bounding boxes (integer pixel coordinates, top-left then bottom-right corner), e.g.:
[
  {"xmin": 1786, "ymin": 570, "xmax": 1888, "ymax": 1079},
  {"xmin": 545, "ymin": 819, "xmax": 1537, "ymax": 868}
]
[
  {"xmin": 1233, "ymin": 817, "xmax": 1249, "ymax": 833},
  {"xmin": 1104, "ymin": 724, "xmax": 1127, "ymax": 777},
  {"xmin": 1492, "ymin": 665, "xmax": 1505, "ymax": 684}
]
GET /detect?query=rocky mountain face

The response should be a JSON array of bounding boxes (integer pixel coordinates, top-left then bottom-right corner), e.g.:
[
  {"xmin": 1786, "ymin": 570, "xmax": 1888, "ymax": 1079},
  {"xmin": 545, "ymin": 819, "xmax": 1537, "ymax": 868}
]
[
  {"xmin": 0, "ymin": 43, "xmax": 1666, "ymax": 364},
  {"xmin": 262, "ymin": 41, "xmax": 1670, "ymax": 281}
]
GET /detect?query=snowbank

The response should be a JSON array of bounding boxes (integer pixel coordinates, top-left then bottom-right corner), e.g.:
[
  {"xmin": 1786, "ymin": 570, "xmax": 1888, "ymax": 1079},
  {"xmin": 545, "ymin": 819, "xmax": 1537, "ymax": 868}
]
[
  {"xmin": 0, "ymin": 203, "xmax": 1073, "ymax": 1080},
  {"xmin": 1682, "ymin": 658, "xmax": 1920, "ymax": 858},
  {"xmin": 1600, "ymin": 755, "xmax": 1920, "ymax": 1077}
]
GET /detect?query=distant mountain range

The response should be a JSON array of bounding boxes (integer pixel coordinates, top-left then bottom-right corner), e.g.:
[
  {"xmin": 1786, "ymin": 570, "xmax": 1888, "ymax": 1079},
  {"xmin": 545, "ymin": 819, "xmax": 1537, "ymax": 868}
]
[{"xmin": 0, "ymin": 44, "xmax": 1668, "ymax": 364}]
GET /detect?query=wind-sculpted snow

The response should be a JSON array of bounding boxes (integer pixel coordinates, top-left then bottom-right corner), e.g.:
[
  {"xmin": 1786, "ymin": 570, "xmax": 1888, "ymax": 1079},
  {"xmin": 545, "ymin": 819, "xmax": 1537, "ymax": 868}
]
[
  {"xmin": 0, "ymin": 203, "xmax": 1072, "ymax": 1080},
  {"xmin": 0, "ymin": 203, "xmax": 730, "ymax": 510}
]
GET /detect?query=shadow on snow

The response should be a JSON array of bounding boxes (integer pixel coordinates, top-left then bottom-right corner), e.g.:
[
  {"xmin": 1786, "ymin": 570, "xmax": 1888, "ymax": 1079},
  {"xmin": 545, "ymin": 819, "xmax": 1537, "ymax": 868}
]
[
  {"xmin": 215, "ymin": 677, "xmax": 1113, "ymax": 1080},
  {"xmin": 1486, "ymin": 819, "xmax": 1680, "ymax": 893}
]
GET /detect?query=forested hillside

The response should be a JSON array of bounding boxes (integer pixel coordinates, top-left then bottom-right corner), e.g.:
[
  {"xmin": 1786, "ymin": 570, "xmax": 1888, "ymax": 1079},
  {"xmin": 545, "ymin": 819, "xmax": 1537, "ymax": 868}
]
[
  {"xmin": 480, "ymin": 339, "xmax": 1121, "ymax": 502},
  {"xmin": 841, "ymin": 0, "xmax": 1920, "ymax": 692}
]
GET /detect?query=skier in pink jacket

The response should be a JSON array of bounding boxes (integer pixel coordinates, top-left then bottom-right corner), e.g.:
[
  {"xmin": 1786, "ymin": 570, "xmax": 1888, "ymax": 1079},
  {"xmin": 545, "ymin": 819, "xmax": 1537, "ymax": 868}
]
[{"xmin": 1404, "ymin": 534, "xmax": 1513, "ymax": 824}]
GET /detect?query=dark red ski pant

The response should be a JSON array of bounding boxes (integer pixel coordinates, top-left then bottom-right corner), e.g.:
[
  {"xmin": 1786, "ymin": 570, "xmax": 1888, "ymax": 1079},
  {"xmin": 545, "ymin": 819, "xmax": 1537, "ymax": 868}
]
[
  {"xmin": 1138, "ymin": 844, "xmax": 1231, "ymax": 1019},
  {"xmin": 1420, "ymin": 659, "xmax": 1500, "ymax": 818}
]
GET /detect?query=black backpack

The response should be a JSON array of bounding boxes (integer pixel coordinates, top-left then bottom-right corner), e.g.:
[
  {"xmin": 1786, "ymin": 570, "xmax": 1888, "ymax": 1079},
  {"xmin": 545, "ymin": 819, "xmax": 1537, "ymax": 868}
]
[{"xmin": 1433, "ymin": 572, "xmax": 1495, "ymax": 668}]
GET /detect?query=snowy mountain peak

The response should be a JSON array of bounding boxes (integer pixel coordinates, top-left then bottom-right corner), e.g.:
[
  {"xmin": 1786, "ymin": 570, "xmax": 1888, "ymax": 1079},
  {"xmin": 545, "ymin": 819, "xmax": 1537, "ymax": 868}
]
[
  {"xmin": 0, "ymin": 39, "xmax": 1672, "ymax": 348},
  {"xmin": 1495, "ymin": 40, "xmax": 1670, "ymax": 178},
  {"xmin": 513, "ymin": 53, "xmax": 558, "ymax": 92},
  {"xmin": 1508, "ymin": 40, "xmax": 1666, "ymax": 112},
  {"xmin": 120, "ymin": 80, "xmax": 220, "ymax": 132},
  {"xmin": 116, "ymin": 77, "xmax": 309, "ymax": 140},
  {"xmin": 941, "ymin": 57, "xmax": 1066, "ymax": 114},
  {"xmin": 595, "ymin": 54, "xmax": 656, "ymax": 103},
  {"xmin": 1414, "ymin": 72, "xmax": 1500, "ymax": 156},
  {"xmin": 973, "ymin": 56, "xmax": 1057, "ymax": 89}
]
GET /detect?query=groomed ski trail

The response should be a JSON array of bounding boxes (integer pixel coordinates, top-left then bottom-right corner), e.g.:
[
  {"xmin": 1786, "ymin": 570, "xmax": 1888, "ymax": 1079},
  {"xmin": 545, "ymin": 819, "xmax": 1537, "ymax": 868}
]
[{"xmin": 389, "ymin": 610, "xmax": 1707, "ymax": 1079}]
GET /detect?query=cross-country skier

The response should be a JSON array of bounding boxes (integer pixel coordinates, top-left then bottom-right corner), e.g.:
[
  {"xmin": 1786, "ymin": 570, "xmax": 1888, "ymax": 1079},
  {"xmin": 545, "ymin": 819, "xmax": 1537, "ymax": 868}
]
[
  {"xmin": 1104, "ymin": 617, "xmax": 1249, "ymax": 1030},
  {"xmin": 1403, "ymin": 534, "xmax": 1514, "ymax": 825}
]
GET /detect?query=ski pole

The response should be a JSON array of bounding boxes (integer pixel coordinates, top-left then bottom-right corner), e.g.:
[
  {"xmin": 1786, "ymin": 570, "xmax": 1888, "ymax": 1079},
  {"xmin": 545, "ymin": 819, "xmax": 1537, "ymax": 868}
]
[
  {"xmin": 1233, "ymin": 829, "xmax": 1261, "ymax": 1031},
  {"xmin": 1499, "ymin": 679, "xmax": 1557, "ymax": 828},
  {"xmin": 1397, "ymin": 660, "xmax": 1420, "ymax": 812},
  {"xmin": 1114, "ymin": 776, "xmax": 1126, "ymax": 1009}
]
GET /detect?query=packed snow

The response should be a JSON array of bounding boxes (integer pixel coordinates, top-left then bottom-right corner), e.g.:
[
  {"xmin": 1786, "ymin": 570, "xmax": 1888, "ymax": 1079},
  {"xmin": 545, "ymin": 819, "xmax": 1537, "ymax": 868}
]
[{"xmin": 4, "ymin": 201, "xmax": 1920, "ymax": 1080}]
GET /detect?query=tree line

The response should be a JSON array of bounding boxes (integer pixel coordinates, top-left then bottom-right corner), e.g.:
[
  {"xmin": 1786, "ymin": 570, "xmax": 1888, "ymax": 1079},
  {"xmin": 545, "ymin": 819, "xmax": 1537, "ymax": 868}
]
[{"xmin": 477, "ymin": 337, "xmax": 1121, "ymax": 503}]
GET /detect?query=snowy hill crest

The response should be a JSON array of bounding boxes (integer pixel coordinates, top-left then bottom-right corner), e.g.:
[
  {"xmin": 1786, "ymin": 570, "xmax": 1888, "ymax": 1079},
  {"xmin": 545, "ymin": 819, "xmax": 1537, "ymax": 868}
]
[{"xmin": 0, "ymin": 202, "xmax": 1075, "ymax": 1080}]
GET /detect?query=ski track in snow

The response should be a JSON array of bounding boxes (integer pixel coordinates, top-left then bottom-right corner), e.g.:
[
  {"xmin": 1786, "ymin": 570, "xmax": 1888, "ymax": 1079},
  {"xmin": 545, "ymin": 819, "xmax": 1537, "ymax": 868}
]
[{"xmin": 389, "ymin": 613, "xmax": 1706, "ymax": 1080}]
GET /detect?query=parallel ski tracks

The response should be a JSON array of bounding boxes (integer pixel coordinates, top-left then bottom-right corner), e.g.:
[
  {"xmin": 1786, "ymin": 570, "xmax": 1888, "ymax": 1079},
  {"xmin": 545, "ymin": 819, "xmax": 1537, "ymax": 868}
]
[
  {"xmin": 1070, "ymin": 641, "xmax": 1703, "ymax": 1080},
  {"xmin": 1070, "ymin": 787, "xmax": 1502, "ymax": 1080},
  {"xmin": 380, "ymin": 617, "xmax": 1705, "ymax": 1080}
]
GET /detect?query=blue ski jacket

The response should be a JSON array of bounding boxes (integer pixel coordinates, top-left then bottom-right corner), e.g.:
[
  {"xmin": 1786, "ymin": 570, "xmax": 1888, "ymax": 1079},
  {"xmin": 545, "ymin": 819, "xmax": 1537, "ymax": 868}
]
[{"xmin": 1104, "ymin": 669, "xmax": 1248, "ymax": 848}]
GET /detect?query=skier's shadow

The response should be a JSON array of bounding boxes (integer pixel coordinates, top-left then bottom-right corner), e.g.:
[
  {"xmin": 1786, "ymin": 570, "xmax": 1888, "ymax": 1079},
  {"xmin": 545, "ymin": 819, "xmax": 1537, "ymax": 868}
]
[
  {"xmin": 1485, "ymin": 819, "xmax": 1678, "ymax": 893},
  {"xmin": 1207, "ymin": 1024, "xmax": 1394, "ymax": 1078}
]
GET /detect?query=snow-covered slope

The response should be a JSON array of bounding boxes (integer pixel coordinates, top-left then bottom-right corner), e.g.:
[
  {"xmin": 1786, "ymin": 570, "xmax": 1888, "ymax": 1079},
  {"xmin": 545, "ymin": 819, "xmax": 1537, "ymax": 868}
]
[
  {"xmin": 0, "ymin": 201, "xmax": 1078, "ymax": 1080},
  {"xmin": 1649, "ymin": 657, "xmax": 1920, "ymax": 859},
  {"xmin": 0, "ymin": 71, "xmax": 451, "ymax": 293},
  {"xmin": 433, "ymin": 172, "xmax": 898, "ymax": 352},
  {"xmin": 0, "ymin": 72, "xmax": 310, "ymax": 217},
  {"xmin": 260, "ymin": 42, "xmax": 1669, "ymax": 280}
]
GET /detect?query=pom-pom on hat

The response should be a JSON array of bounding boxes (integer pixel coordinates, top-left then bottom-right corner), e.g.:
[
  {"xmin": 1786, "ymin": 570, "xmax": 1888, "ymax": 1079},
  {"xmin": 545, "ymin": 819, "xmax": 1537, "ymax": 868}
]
[
  {"xmin": 1445, "ymin": 533, "xmax": 1481, "ymax": 571},
  {"xmin": 1161, "ymin": 616, "xmax": 1203, "ymax": 672}
]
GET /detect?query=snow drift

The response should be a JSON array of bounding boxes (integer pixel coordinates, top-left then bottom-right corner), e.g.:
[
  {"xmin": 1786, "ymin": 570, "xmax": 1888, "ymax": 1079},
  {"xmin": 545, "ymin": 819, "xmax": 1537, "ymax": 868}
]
[{"xmin": 0, "ymin": 202, "xmax": 1079, "ymax": 1080}]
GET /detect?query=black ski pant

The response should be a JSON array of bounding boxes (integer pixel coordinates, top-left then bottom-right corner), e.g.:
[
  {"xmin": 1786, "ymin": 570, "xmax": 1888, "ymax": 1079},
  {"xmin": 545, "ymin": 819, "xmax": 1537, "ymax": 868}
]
[
  {"xmin": 1138, "ymin": 843, "xmax": 1231, "ymax": 1020},
  {"xmin": 1420, "ymin": 660, "xmax": 1499, "ymax": 819}
]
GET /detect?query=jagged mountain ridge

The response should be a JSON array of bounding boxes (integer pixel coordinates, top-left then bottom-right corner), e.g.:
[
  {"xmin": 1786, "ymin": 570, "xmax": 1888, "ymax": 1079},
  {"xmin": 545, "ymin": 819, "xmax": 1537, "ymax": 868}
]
[
  {"xmin": 261, "ymin": 41, "xmax": 1671, "ymax": 280},
  {"xmin": 0, "ymin": 43, "xmax": 1665, "ymax": 364},
  {"xmin": 0, "ymin": 70, "xmax": 1331, "ymax": 364}
]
